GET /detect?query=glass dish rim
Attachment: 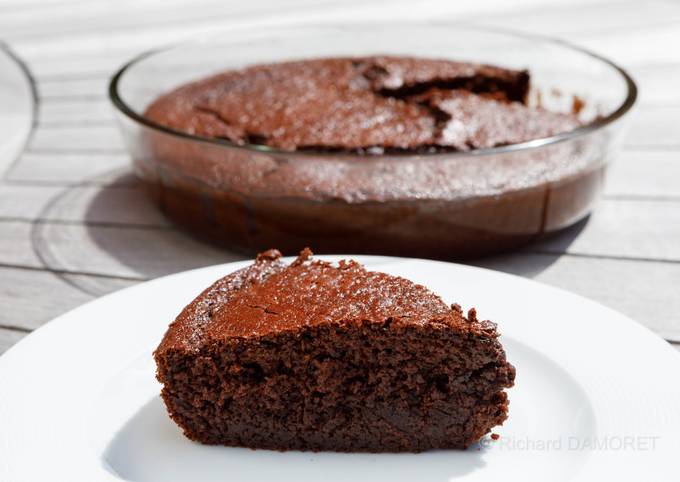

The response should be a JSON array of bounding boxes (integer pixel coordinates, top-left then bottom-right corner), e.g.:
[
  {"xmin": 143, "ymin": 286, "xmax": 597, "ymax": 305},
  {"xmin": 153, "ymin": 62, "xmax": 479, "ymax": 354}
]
[{"xmin": 108, "ymin": 21, "xmax": 638, "ymax": 160}]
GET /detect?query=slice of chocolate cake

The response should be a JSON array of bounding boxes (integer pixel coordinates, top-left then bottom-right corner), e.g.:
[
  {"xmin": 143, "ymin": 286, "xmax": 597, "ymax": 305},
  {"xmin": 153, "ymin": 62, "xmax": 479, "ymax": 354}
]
[{"xmin": 154, "ymin": 249, "xmax": 515, "ymax": 452}]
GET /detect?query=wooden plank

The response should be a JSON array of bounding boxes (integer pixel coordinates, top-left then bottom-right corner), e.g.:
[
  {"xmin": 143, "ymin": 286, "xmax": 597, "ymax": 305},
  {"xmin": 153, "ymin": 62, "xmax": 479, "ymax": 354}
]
[
  {"xmin": 0, "ymin": 196, "xmax": 176, "ymax": 277},
  {"xmin": 13, "ymin": 0, "xmax": 626, "ymax": 79},
  {"xmin": 0, "ymin": 221, "xmax": 42, "ymax": 268},
  {"xmin": 624, "ymin": 106, "xmax": 680, "ymax": 148},
  {"xmin": 5, "ymin": 0, "xmax": 414, "ymax": 70},
  {"xmin": 574, "ymin": 23, "xmax": 680, "ymax": 68},
  {"xmin": 0, "ymin": 181, "xmax": 165, "ymax": 224},
  {"xmin": 27, "ymin": 124, "xmax": 123, "ymax": 152},
  {"xmin": 0, "ymin": 212, "xmax": 233, "ymax": 279},
  {"xmin": 0, "ymin": 0, "xmax": 220, "ymax": 32},
  {"xmin": 4, "ymin": 152, "xmax": 129, "ymax": 184},
  {"xmin": 0, "ymin": 0, "xmax": 90, "ymax": 10},
  {"xmin": 605, "ymin": 150, "xmax": 680, "ymax": 199},
  {"xmin": 38, "ymin": 98, "xmax": 114, "ymax": 125},
  {"xmin": 0, "ymin": 0, "xmax": 349, "ymax": 40},
  {"xmin": 30, "ymin": 222, "xmax": 241, "ymax": 280},
  {"xmin": 15, "ymin": 0, "xmax": 680, "ymax": 80},
  {"xmin": 38, "ymin": 77, "xmax": 108, "ymax": 99},
  {"xmin": 6, "ymin": 0, "xmax": 583, "ymax": 48},
  {"xmin": 473, "ymin": 253, "xmax": 680, "ymax": 341},
  {"xmin": 0, "ymin": 184, "xmax": 62, "ymax": 219},
  {"xmin": 470, "ymin": 0, "xmax": 680, "ymax": 37},
  {"xmin": 0, "ymin": 41, "xmax": 35, "ymax": 178},
  {"xmin": 37, "ymin": 183, "xmax": 168, "ymax": 226},
  {"xmin": 0, "ymin": 220, "xmax": 199, "ymax": 280},
  {"xmin": 12, "ymin": 1, "xmax": 593, "ymax": 67},
  {"xmin": 28, "ymin": 53, "xmax": 132, "ymax": 80},
  {"xmin": 0, "ymin": 266, "xmax": 96, "ymax": 330},
  {"xmin": 0, "ymin": 265, "xmax": 138, "ymax": 331},
  {"xmin": 531, "ymin": 198, "xmax": 680, "ymax": 261},
  {"xmin": 629, "ymin": 64, "xmax": 680, "ymax": 107},
  {"xmin": 0, "ymin": 328, "xmax": 28, "ymax": 356}
]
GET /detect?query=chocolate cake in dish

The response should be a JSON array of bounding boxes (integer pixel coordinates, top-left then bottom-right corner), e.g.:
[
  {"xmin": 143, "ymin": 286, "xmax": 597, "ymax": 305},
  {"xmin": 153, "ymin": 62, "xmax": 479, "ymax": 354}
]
[
  {"xmin": 154, "ymin": 249, "xmax": 515, "ymax": 452},
  {"xmin": 145, "ymin": 56, "xmax": 578, "ymax": 152},
  {"xmin": 136, "ymin": 55, "xmax": 597, "ymax": 259}
]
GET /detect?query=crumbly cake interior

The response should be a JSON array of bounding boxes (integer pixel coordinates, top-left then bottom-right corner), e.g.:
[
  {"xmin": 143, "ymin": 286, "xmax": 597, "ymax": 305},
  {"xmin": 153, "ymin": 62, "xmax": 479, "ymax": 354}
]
[{"xmin": 157, "ymin": 318, "xmax": 513, "ymax": 451}]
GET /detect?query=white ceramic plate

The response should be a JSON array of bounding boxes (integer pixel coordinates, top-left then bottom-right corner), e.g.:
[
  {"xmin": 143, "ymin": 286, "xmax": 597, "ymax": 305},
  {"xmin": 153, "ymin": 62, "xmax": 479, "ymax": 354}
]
[{"xmin": 1, "ymin": 256, "xmax": 679, "ymax": 482}]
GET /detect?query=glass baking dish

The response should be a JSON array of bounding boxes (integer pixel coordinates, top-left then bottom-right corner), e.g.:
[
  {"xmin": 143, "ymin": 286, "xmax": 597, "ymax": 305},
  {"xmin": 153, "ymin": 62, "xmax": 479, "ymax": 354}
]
[{"xmin": 109, "ymin": 23, "xmax": 636, "ymax": 259}]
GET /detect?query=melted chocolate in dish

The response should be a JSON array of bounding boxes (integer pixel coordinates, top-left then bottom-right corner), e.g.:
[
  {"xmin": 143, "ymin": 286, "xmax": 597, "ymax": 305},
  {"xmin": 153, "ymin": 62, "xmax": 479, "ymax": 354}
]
[
  {"xmin": 140, "ymin": 56, "xmax": 600, "ymax": 259},
  {"xmin": 154, "ymin": 249, "xmax": 515, "ymax": 452}
]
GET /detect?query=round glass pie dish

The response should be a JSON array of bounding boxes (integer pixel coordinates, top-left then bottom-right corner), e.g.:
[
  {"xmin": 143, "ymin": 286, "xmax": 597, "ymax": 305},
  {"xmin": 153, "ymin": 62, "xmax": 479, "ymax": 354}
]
[{"xmin": 109, "ymin": 23, "xmax": 636, "ymax": 259}]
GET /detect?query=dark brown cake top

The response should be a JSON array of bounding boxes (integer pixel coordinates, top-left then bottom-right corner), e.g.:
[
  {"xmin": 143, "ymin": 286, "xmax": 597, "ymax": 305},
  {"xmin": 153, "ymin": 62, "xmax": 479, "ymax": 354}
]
[
  {"xmin": 157, "ymin": 249, "xmax": 494, "ymax": 352},
  {"xmin": 145, "ymin": 56, "xmax": 579, "ymax": 152}
]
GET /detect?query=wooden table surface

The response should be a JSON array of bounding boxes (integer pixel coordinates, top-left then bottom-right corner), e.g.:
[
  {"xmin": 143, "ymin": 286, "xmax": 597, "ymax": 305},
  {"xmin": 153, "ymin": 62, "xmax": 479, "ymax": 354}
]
[{"xmin": 1, "ymin": 0, "xmax": 679, "ymax": 355}]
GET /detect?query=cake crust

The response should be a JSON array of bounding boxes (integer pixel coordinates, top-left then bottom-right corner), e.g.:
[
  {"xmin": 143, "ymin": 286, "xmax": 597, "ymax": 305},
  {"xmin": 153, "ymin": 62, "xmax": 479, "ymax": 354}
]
[{"xmin": 155, "ymin": 249, "xmax": 515, "ymax": 452}]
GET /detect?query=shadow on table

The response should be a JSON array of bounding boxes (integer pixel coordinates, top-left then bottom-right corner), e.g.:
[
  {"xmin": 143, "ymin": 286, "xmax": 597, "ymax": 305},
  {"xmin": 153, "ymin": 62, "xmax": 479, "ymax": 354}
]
[
  {"xmin": 80, "ymin": 171, "xmax": 242, "ymax": 275},
  {"xmin": 103, "ymin": 396, "xmax": 488, "ymax": 482},
  {"xmin": 471, "ymin": 216, "xmax": 590, "ymax": 278},
  {"xmin": 34, "ymin": 168, "xmax": 589, "ymax": 292},
  {"xmin": 28, "ymin": 170, "xmax": 241, "ymax": 296},
  {"xmin": 80, "ymin": 170, "xmax": 591, "ymax": 280}
]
